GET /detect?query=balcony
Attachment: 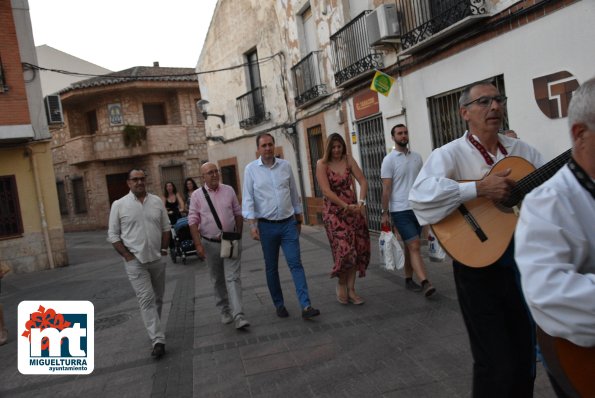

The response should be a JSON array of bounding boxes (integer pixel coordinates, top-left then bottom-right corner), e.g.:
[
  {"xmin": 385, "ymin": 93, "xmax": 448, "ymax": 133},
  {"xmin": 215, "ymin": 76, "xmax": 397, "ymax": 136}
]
[
  {"xmin": 397, "ymin": 0, "xmax": 489, "ymax": 54},
  {"xmin": 291, "ymin": 51, "xmax": 328, "ymax": 108},
  {"xmin": 236, "ymin": 87, "xmax": 269, "ymax": 129},
  {"xmin": 330, "ymin": 11, "xmax": 383, "ymax": 87},
  {"xmin": 65, "ymin": 125, "xmax": 189, "ymax": 165}
]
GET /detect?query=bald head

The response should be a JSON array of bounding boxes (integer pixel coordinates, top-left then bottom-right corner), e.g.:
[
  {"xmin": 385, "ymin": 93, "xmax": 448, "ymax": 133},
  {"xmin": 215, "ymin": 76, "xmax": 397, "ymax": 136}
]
[{"xmin": 201, "ymin": 162, "xmax": 220, "ymax": 190}]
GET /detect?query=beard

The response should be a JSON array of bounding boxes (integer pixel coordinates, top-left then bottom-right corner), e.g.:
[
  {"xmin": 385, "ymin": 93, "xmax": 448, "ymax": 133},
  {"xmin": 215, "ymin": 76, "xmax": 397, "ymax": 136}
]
[{"xmin": 397, "ymin": 140, "xmax": 408, "ymax": 148}]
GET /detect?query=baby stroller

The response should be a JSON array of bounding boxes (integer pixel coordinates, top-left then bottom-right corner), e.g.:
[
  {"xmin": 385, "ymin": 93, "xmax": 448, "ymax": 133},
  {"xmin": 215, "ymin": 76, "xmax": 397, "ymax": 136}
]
[{"xmin": 170, "ymin": 217, "xmax": 198, "ymax": 264}]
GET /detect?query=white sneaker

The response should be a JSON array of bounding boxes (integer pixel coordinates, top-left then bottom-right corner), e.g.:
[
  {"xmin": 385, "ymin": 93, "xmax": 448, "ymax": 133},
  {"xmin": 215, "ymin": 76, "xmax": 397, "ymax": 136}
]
[
  {"xmin": 234, "ymin": 314, "xmax": 250, "ymax": 329},
  {"xmin": 221, "ymin": 311, "xmax": 233, "ymax": 324}
]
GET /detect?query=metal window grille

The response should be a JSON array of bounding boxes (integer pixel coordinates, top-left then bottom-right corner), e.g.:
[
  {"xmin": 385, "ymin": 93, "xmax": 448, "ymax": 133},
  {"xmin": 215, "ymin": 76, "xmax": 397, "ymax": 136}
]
[
  {"xmin": 307, "ymin": 126, "xmax": 324, "ymax": 197},
  {"xmin": 160, "ymin": 165, "xmax": 184, "ymax": 195},
  {"xmin": 72, "ymin": 178, "xmax": 87, "ymax": 214},
  {"xmin": 356, "ymin": 115, "xmax": 386, "ymax": 231},
  {"xmin": 427, "ymin": 75, "xmax": 508, "ymax": 148},
  {"xmin": 56, "ymin": 181, "xmax": 69, "ymax": 215},
  {"xmin": 0, "ymin": 175, "xmax": 24, "ymax": 237}
]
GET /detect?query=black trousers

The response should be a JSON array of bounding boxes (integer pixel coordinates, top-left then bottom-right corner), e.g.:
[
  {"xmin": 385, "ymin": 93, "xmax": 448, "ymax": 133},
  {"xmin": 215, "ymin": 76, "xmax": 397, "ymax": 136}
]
[{"xmin": 453, "ymin": 243, "xmax": 535, "ymax": 398}]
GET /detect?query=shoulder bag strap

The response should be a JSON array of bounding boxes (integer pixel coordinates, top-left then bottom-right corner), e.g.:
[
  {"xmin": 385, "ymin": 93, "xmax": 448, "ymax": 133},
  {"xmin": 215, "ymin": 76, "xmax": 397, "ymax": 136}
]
[{"xmin": 202, "ymin": 187, "xmax": 223, "ymax": 231}]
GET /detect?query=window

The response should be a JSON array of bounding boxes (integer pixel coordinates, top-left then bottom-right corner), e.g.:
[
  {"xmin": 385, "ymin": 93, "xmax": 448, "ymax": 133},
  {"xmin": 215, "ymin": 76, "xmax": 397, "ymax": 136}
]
[
  {"xmin": 427, "ymin": 75, "xmax": 508, "ymax": 148},
  {"xmin": 143, "ymin": 103, "xmax": 167, "ymax": 126},
  {"xmin": 56, "ymin": 181, "xmax": 69, "ymax": 215},
  {"xmin": 220, "ymin": 165, "xmax": 238, "ymax": 194},
  {"xmin": 307, "ymin": 126, "xmax": 324, "ymax": 197},
  {"xmin": 0, "ymin": 175, "xmax": 24, "ymax": 237},
  {"xmin": 71, "ymin": 178, "xmax": 87, "ymax": 214},
  {"xmin": 86, "ymin": 110, "xmax": 98, "ymax": 134},
  {"xmin": 0, "ymin": 56, "xmax": 7, "ymax": 93}
]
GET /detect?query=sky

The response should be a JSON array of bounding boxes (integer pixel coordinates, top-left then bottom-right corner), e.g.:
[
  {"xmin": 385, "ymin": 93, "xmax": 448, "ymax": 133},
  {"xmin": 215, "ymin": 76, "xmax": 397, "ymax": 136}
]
[{"xmin": 28, "ymin": 0, "xmax": 218, "ymax": 72}]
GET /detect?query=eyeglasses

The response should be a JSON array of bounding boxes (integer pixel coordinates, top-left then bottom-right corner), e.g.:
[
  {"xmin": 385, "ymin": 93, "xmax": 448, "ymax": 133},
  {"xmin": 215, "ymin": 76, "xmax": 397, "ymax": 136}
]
[
  {"xmin": 128, "ymin": 177, "xmax": 146, "ymax": 183},
  {"xmin": 204, "ymin": 170, "xmax": 220, "ymax": 176},
  {"xmin": 463, "ymin": 95, "xmax": 507, "ymax": 108}
]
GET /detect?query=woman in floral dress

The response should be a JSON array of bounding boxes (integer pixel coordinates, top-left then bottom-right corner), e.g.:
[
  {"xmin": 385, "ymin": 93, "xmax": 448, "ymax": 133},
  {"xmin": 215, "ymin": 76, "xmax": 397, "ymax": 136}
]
[{"xmin": 316, "ymin": 133, "xmax": 370, "ymax": 304}]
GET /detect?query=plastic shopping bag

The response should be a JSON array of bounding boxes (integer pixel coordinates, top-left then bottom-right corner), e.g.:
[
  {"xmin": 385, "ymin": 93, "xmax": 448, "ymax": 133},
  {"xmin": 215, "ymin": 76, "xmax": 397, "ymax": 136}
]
[
  {"xmin": 427, "ymin": 229, "xmax": 446, "ymax": 262},
  {"xmin": 378, "ymin": 227, "xmax": 404, "ymax": 272}
]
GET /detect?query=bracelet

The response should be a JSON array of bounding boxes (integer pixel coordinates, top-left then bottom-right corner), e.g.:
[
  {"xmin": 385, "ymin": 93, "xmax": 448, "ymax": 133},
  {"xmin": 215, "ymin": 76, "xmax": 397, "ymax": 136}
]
[
  {"xmin": 160, "ymin": 249, "xmax": 168, "ymax": 253},
  {"xmin": 358, "ymin": 200, "xmax": 366, "ymax": 206}
]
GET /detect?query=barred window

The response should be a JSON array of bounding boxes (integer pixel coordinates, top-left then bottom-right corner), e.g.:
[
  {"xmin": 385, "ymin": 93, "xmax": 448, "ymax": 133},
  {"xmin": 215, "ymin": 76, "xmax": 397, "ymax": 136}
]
[
  {"xmin": 71, "ymin": 178, "xmax": 87, "ymax": 214},
  {"xmin": 0, "ymin": 175, "xmax": 24, "ymax": 237},
  {"xmin": 56, "ymin": 181, "xmax": 69, "ymax": 215},
  {"xmin": 427, "ymin": 75, "xmax": 508, "ymax": 148}
]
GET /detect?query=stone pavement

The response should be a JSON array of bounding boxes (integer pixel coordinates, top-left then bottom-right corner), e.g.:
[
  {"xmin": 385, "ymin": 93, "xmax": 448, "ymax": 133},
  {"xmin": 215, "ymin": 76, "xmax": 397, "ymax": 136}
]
[{"xmin": 0, "ymin": 226, "xmax": 556, "ymax": 397}]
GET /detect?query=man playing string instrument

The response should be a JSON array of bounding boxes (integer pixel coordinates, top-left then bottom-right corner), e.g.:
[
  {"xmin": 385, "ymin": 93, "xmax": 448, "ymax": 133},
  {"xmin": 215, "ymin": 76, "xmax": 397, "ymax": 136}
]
[{"xmin": 409, "ymin": 79, "xmax": 544, "ymax": 397}]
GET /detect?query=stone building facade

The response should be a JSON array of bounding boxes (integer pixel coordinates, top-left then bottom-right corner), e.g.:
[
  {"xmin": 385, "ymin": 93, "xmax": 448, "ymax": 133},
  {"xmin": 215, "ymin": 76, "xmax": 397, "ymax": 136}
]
[
  {"xmin": 198, "ymin": 0, "xmax": 589, "ymax": 231},
  {"xmin": 52, "ymin": 66, "xmax": 207, "ymax": 231}
]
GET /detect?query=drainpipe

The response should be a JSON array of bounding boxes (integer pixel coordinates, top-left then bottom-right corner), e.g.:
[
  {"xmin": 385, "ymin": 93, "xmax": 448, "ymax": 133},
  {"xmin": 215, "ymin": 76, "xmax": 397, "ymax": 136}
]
[{"xmin": 25, "ymin": 145, "xmax": 55, "ymax": 269}]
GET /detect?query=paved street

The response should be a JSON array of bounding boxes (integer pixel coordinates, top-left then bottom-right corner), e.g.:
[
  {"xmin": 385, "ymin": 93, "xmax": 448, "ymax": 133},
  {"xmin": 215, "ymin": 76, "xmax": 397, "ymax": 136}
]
[{"xmin": 0, "ymin": 226, "xmax": 555, "ymax": 397}]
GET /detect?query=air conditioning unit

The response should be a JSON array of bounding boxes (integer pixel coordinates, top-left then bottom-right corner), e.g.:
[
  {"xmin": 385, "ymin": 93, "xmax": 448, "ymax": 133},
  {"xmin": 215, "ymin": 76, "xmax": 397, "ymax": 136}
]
[
  {"xmin": 366, "ymin": 4, "xmax": 401, "ymax": 46},
  {"xmin": 45, "ymin": 95, "xmax": 64, "ymax": 124}
]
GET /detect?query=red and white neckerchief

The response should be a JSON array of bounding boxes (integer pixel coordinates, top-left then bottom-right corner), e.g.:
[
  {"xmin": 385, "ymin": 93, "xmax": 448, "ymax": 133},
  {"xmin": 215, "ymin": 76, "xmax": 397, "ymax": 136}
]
[{"xmin": 467, "ymin": 133, "xmax": 508, "ymax": 166}]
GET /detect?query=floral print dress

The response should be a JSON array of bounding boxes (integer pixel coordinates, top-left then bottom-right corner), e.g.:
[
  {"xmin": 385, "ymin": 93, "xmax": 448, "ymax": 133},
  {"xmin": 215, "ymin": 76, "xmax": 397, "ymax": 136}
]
[{"xmin": 322, "ymin": 166, "xmax": 370, "ymax": 278}]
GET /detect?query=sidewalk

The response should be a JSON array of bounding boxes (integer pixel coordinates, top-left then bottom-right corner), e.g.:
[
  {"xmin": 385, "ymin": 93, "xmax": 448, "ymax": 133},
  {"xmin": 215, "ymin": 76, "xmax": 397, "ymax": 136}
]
[{"xmin": 0, "ymin": 226, "xmax": 555, "ymax": 397}]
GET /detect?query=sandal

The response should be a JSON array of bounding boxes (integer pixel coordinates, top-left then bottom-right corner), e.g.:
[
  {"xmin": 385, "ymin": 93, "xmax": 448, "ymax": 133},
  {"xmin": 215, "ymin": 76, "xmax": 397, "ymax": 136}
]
[{"xmin": 348, "ymin": 293, "xmax": 365, "ymax": 305}]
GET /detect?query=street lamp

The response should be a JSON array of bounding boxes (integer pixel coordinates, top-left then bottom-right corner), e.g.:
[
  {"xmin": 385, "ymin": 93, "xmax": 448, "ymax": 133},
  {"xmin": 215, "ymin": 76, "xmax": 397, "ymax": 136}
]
[{"xmin": 196, "ymin": 99, "xmax": 225, "ymax": 124}]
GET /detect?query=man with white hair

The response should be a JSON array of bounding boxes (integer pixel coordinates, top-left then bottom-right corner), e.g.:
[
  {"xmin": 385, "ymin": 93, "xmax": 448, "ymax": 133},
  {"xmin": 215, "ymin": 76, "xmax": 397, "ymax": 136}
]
[{"xmin": 515, "ymin": 77, "xmax": 595, "ymax": 396}]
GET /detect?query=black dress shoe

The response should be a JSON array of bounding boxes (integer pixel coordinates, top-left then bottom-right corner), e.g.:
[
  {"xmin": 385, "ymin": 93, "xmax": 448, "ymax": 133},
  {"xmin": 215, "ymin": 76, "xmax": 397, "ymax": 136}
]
[
  {"xmin": 151, "ymin": 343, "xmax": 165, "ymax": 359},
  {"xmin": 276, "ymin": 306, "xmax": 289, "ymax": 318},
  {"xmin": 301, "ymin": 306, "xmax": 320, "ymax": 320}
]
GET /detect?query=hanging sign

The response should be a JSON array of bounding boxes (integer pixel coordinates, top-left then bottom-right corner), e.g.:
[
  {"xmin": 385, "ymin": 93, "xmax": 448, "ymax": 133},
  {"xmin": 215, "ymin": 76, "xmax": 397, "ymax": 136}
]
[{"xmin": 370, "ymin": 70, "xmax": 395, "ymax": 97}]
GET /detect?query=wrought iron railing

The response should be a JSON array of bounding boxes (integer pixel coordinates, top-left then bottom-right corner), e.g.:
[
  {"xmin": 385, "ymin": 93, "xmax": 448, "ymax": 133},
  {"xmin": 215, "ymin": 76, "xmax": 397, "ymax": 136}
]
[
  {"xmin": 236, "ymin": 87, "xmax": 268, "ymax": 129},
  {"xmin": 396, "ymin": 0, "xmax": 488, "ymax": 50},
  {"xmin": 291, "ymin": 51, "xmax": 328, "ymax": 107},
  {"xmin": 330, "ymin": 11, "xmax": 383, "ymax": 87}
]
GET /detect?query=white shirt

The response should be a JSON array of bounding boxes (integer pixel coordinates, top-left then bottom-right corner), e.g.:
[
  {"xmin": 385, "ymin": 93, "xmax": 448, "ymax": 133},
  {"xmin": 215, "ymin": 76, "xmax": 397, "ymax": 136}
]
[
  {"xmin": 107, "ymin": 191, "xmax": 171, "ymax": 264},
  {"xmin": 381, "ymin": 149, "xmax": 423, "ymax": 212},
  {"xmin": 242, "ymin": 157, "xmax": 302, "ymax": 220},
  {"xmin": 408, "ymin": 131, "xmax": 544, "ymax": 225},
  {"xmin": 515, "ymin": 165, "xmax": 595, "ymax": 347}
]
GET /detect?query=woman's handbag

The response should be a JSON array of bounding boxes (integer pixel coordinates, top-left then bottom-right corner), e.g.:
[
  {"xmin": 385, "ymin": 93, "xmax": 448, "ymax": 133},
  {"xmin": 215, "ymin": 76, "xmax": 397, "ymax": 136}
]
[{"xmin": 202, "ymin": 187, "xmax": 241, "ymax": 259}]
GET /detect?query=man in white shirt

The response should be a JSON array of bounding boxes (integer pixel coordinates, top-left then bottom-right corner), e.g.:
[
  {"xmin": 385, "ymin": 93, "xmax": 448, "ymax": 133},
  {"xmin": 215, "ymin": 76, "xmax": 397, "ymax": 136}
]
[
  {"xmin": 409, "ymin": 80, "xmax": 543, "ymax": 397},
  {"xmin": 243, "ymin": 133, "xmax": 320, "ymax": 320},
  {"xmin": 381, "ymin": 124, "xmax": 435, "ymax": 297},
  {"xmin": 108, "ymin": 168, "xmax": 171, "ymax": 359},
  {"xmin": 516, "ymin": 77, "xmax": 595, "ymax": 396}
]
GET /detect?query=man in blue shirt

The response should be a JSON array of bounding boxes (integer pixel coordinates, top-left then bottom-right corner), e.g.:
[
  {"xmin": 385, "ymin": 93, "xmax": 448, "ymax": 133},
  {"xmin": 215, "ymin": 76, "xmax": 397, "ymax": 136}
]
[{"xmin": 243, "ymin": 133, "xmax": 320, "ymax": 320}]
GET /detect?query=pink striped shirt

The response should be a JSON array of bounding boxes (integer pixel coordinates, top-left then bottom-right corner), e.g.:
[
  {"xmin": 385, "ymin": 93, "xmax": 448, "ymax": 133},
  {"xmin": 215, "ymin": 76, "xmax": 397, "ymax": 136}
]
[{"xmin": 187, "ymin": 183, "xmax": 241, "ymax": 239}]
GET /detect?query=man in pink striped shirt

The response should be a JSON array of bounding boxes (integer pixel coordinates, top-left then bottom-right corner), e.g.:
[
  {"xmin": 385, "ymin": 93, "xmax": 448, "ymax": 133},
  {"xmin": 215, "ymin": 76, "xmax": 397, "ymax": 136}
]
[{"xmin": 188, "ymin": 162, "xmax": 249, "ymax": 329}]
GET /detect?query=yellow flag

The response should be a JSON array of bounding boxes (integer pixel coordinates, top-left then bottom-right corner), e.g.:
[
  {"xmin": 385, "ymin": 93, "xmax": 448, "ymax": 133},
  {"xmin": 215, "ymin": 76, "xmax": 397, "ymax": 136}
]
[{"xmin": 370, "ymin": 70, "xmax": 395, "ymax": 97}]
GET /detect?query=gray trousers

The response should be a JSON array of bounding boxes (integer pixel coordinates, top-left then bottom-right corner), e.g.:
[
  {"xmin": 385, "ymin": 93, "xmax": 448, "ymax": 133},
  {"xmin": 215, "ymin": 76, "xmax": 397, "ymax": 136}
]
[
  {"xmin": 202, "ymin": 238, "xmax": 244, "ymax": 318},
  {"xmin": 124, "ymin": 257, "xmax": 166, "ymax": 346}
]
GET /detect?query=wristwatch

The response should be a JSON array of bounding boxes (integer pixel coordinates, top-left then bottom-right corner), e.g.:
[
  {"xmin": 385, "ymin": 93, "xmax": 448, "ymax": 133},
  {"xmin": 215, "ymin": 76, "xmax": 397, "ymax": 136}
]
[
  {"xmin": 381, "ymin": 209, "xmax": 389, "ymax": 214},
  {"xmin": 160, "ymin": 249, "xmax": 168, "ymax": 254}
]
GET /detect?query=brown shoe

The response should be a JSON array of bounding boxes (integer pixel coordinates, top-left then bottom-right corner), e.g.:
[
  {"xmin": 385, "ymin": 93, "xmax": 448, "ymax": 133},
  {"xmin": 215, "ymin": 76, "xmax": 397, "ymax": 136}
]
[{"xmin": 422, "ymin": 281, "xmax": 436, "ymax": 297}]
